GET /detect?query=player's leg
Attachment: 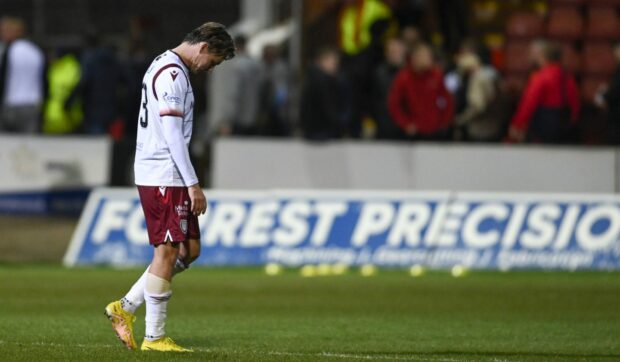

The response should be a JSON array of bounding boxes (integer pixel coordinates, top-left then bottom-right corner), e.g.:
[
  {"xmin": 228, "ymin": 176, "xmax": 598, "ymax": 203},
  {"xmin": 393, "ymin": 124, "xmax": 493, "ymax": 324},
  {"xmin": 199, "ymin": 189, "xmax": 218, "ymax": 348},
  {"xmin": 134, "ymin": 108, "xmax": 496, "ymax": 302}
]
[
  {"xmin": 119, "ymin": 266, "xmax": 150, "ymax": 314},
  {"xmin": 141, "ymin": 186, "xmax": 195, "ymax": 352},
  {"xmin": 118, "ymin": 214, "xmax": 200, "ymax": 316},
  {"xmin": 179, "ymin": 238, "xmax": 200, "ymax": 265},
  {"xmin": 142, "ymin": 241, "xmax": 194, "ymax": 352},
  {"xmin": 149, "ymin": 241, "xmax": 179, "ymax": 279},
  {"xmin": 119, "ymin": 256, "xmax": 189, "ymax": 314},
  {"xmin": 104, "ymin": 185, "xmax": 160, "ymax": 350},
  {"xmin": 179, "ymin": 212, "xmax": 202, "ymax": 266},
  {"xmin": 143, "ymin": 241, "xmax": 178, "ymax": 342}
]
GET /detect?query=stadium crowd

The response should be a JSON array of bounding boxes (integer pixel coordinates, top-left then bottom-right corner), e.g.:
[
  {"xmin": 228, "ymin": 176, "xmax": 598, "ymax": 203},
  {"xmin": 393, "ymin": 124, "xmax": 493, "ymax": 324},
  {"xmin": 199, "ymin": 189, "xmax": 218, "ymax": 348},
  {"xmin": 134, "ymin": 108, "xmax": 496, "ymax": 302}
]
[{"xmin": 1, "ymin": 0, "xmax": 620, "ymax": 145}]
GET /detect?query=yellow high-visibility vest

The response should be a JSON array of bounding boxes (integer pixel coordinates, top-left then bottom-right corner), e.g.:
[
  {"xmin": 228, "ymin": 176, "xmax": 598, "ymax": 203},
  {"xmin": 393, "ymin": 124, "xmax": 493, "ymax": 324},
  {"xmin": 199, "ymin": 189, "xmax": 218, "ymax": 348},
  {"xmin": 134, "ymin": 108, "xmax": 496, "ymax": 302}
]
[
  {"xmin": 340, "ymin": 0, "xmax": 393, "ymax": 55},
  {"xmin": 43, "ymin": 54, "xmax": 83, "ymax": 134}
]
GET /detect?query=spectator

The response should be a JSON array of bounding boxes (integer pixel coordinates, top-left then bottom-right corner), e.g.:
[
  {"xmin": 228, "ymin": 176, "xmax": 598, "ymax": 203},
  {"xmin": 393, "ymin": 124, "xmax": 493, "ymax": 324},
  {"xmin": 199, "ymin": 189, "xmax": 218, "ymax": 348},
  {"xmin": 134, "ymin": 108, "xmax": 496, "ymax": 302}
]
[
  {"xmin": 371, "ymin": 37, "xmax": 406, "ymax": 140},
  {"xmin": 122, "ymin": 39, "xmax": 152, "ymax": 140},
  {"xmin": 258, "ymin": 44, "xmax": 290, "ymax": 137},
  {"xmin": 435, "ymin": 0, "xmax": 468, "ymax": 54},
  {"xmin": 400, "ymin": 25, "xmax": 422, "ymax": 53},
  {"xmin": 508, "ymin": 40, "xmax": 580, "ymax": 143},
  {"xmin": 453, "ymin": 45, "xmax": 502, "ymax": 142},
  {"xmin": 595, "ymin": 42, "xmax": 620, "ymax": 145},
  {"xmin": 445, "ymin": 40, "xmax": 494, "ymax": 103},
  {"xmin": 300, "ymin": 47, "xmax": 346, "ymax": 140},
  {"xmin": 339, "ymin": 0, "xmax": 394, "ymax": 56},
  {"xmin": 346, "ymin": 18, "xmax": 393, "ymax": 138},
  {"xmin": 67, "ymin": 32, "xmax": 126, "ymax": 135},
  {"xmin": 0, "ymin": 16, "xmax": 45, "ymax": 133},
  {"xmin": 42, "ymin": 49, "xmax": 83, "ymax": 134},
  {"xmin": 207, "ymin": 35, "xmax": 263, "ymax": 136},
  {"xmin": 388, "ymin": 42, "xmax": 454, "ymax": 140}
]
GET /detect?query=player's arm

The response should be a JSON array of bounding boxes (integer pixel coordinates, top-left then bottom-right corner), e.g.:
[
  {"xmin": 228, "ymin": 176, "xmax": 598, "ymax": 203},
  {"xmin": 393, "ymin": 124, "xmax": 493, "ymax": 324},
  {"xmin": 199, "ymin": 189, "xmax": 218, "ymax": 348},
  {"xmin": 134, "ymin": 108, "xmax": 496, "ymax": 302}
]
[
  {"xmin": 155, "ymin": 69, "xmax": 206, "ymax": 215},
  {"xmin": 160, "ymin": 118, "xmax": 206, "ymax": 215}
]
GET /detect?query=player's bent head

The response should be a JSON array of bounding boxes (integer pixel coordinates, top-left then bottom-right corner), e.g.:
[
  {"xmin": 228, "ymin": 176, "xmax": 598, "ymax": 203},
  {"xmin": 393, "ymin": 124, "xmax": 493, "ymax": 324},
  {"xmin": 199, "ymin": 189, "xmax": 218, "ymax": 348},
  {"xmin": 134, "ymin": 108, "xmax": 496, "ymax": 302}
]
[{"xmin": 183, "ymin": 22, "xmax": 235, "ymax": 62}]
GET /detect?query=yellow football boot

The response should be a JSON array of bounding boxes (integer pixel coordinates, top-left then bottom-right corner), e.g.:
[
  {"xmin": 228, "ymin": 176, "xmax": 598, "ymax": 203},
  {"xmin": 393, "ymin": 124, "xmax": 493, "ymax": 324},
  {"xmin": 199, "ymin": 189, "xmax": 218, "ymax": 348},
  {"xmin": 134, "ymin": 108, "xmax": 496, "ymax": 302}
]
[
  {"xmin": 104, "ymin": 300, "xmax": 137, "ymax": 350},
  {"xmin": 141, "ymin": 336, "xmax": 193, "ymax": 352}
]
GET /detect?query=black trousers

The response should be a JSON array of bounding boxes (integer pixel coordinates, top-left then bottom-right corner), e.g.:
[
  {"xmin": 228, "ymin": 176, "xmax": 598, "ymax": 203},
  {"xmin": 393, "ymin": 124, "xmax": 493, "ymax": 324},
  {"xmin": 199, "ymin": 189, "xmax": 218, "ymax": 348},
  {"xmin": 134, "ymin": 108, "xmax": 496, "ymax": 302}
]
[{"xmin": 527, "ymin": 107, "xmax": 570, "ymax": 144}]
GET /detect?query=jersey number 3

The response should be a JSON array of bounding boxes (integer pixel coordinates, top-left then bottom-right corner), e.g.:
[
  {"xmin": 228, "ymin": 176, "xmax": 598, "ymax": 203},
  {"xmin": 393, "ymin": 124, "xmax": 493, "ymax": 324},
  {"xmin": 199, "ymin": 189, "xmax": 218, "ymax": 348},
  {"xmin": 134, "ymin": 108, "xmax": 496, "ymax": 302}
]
[{"xmin": 139, "ymin": 83, "xmax": 148, "ymax": 128}]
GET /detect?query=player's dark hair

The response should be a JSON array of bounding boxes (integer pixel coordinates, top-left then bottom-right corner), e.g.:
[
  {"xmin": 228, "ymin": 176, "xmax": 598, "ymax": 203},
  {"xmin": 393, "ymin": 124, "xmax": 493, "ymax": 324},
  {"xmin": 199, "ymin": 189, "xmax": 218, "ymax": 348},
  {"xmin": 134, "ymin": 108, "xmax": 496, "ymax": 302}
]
[{"xmin": 183, "ymin": 22, "xmax": 235, "ymax": 60}]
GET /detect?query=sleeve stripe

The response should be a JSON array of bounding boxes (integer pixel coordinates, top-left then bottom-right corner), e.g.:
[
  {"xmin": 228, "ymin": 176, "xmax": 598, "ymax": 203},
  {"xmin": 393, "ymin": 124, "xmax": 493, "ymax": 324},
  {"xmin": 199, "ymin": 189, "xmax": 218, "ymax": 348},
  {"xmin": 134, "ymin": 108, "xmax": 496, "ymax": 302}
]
[
  {"xmin": 151, "ymin": 63, "xmax": 189, "ymax": 101},
  {"xmin": 160, "ymin": 110, "xmax": 184, "ymax": 117}
]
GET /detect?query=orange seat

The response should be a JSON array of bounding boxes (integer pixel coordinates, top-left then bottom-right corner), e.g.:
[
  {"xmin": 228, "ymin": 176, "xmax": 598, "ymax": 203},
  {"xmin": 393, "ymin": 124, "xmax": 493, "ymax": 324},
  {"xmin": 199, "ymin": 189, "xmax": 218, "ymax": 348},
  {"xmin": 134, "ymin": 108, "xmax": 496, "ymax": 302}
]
[
  {"xmin": 586, "ymin": 6, "xmax": 620, "ymax": 39},
  {"xmin": 506, "ymin": 12, "xmax": 544, "ymax": 38},
  {"xmin": 504, "ymin": 42, "xmax": 531, "ymax": 73},
  {"xmin": 583, "ymin": 42, "xmax": 616, "ymax": 75},
  {"xmin": 547, "ymin": 6, "xmax": 584, "ymax": 39}
]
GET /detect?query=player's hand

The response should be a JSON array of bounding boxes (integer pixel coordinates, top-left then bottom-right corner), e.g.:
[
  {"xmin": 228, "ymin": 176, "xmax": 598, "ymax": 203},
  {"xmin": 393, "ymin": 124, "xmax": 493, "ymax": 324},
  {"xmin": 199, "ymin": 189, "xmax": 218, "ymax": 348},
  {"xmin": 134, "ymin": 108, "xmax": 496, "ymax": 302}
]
[{"xmin": 188, "ymin": 184, "xmax": 207, "ymax": 215}]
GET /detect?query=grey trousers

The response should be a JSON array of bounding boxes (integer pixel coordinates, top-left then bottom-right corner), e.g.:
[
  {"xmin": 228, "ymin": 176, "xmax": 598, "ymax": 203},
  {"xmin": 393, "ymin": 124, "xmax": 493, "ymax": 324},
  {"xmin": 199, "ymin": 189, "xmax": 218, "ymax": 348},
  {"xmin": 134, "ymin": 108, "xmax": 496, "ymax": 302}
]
[{"xmin": 0, "ymin": 105, "xmax": 41, "ymax": 133}]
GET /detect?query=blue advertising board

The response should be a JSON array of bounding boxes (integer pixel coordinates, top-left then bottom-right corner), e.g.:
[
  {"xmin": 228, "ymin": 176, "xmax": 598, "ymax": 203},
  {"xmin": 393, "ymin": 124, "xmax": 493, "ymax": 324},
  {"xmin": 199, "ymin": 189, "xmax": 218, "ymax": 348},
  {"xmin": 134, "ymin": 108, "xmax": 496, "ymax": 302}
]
[{"xmin": 64, "ymin": 188, "xmax": 620, "ymax": 270}]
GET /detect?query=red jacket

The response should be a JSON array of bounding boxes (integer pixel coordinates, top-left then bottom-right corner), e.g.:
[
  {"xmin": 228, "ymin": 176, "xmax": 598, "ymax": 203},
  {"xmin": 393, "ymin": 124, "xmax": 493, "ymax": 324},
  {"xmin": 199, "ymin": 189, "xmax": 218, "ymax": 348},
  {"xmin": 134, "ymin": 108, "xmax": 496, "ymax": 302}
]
[
  {"xmin": 511, "ymin": 63, "xmax": 580, "ymax": 130},
  {"xmin": 388, "ymin": 67, "xmax": 454, "ymax": 135}
]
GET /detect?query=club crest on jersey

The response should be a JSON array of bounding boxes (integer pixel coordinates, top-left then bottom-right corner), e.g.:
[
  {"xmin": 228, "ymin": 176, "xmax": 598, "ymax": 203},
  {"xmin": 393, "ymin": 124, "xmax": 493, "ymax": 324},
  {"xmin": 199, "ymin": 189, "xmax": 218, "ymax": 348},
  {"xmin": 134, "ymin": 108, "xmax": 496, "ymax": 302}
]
[
  {"xmin": 180, "ymin": 219, "xmax": 188, "ymax": 234},
  {"xmin": 170, "ymin": 70, "xmax": 179, "ymax": 81}
]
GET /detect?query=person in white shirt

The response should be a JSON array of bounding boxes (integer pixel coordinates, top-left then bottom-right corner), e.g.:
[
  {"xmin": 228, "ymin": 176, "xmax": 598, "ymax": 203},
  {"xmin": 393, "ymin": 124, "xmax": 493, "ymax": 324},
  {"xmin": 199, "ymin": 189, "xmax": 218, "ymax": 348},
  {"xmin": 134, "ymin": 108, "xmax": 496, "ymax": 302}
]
[
  {"xmin": 0, "ymin": 16, "xmax": 45, "ymax": 133},
  {"xmin": 104, "ymin": 22, "xmax": 235, "ymax": 352}
]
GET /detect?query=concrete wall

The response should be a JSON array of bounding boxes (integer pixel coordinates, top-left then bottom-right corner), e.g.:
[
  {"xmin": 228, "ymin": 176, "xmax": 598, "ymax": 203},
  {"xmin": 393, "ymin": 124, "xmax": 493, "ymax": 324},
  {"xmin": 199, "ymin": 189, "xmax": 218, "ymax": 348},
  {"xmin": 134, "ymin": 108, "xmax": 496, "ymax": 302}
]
[{"xmin": 212, "ymin": 138, "xmax": 618, "ymax": 193}]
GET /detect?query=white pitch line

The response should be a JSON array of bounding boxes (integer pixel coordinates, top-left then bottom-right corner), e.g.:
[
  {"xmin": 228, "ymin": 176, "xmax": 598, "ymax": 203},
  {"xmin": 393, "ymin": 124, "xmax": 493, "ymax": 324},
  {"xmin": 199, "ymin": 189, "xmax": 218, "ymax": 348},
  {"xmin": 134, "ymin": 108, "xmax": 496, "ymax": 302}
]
[{"xmin": 0, "ymin": 340, "xmax": 468, "ymax": 361}]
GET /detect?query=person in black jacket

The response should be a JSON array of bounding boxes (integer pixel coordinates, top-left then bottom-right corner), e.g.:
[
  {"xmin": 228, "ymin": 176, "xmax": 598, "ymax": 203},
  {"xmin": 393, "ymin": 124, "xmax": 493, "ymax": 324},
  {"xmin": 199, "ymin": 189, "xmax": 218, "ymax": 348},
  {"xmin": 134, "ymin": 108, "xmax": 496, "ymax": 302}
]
[
  {"xmin": 66, "ymin": 32, "xmax": 127, "ymax": 135},
  {"xmin": 371, "ymin": 37, "xmax": 406, "ymax": 140},
  {"xmin": 300, "ymin": 47, "xmax": 346, "ymax": 140},
  {"xmin": 595, "ymin": 42, "xmax": 620, "ymax": 145}
]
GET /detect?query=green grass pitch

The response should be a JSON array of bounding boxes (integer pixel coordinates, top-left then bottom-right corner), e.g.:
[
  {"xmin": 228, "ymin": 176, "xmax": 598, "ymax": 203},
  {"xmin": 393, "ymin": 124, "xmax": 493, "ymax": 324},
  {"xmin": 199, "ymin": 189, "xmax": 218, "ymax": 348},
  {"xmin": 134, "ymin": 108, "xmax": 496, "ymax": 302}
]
[{"xmin": 1, "ymin": 266, "xmax": 619, "ymax": 361}]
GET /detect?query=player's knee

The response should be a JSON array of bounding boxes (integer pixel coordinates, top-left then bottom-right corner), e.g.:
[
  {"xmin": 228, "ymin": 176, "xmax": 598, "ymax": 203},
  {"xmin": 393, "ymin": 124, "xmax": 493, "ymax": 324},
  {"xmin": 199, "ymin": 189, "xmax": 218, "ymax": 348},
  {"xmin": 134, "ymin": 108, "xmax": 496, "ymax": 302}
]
[{"xmin": 154, "ymin": 243, "xmax": 180, "ymax": 265}]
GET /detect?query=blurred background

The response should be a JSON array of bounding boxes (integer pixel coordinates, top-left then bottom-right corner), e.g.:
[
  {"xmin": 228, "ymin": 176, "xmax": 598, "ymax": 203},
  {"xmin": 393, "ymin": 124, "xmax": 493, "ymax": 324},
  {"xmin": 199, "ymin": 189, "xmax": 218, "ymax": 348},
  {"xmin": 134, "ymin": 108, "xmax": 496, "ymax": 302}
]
[{"xmin": 1, "ymin": 0, "xmax": 620, "ymax": 266}]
